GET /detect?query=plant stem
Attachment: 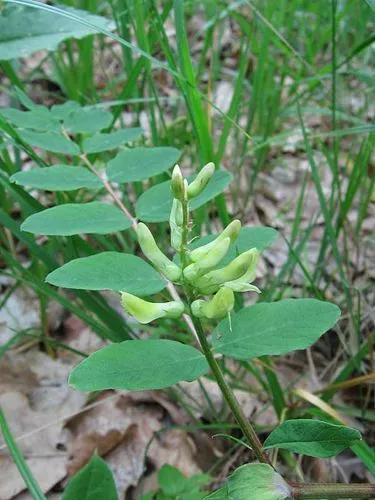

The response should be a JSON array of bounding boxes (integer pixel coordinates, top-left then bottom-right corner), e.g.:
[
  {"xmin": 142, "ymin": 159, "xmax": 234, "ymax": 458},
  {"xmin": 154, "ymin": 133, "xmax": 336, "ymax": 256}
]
[
  {"xmin": 80, "ymin": 154, "xmax": 137, "ymax": 228},
  {"xmin": 187, "ymin": 306, "xmax": 270, "ymax": 465},
  {"xmin": 290, "ymin": 482, "xmax": 375, "ymax": 499}
]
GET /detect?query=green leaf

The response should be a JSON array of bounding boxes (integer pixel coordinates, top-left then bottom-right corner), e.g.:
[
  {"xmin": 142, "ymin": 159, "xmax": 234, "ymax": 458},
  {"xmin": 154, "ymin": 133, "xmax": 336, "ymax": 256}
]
[
  {"xmin": 158, "ymin": 465, "xmax": 210, "ymax": 498},
  {"xmin": 21, "ymin": 202, "xmax": 131, "ymax": 236},
  {"xmin": 107, "ymin": 147, "xmax": 181, "ymax": 183},
  {"xmin": 18, "ymin": 130, "xmax": 80, "ymax": 155},
  {"xmin": 46, "ymin": 252, "xmax": 166, "ymax": 295},
  {"xmin": 62, "ymin": 455, "xmax": 117, "ymax": 500},
  {"xmin": 213, "ymin": 299, "xmax": 340, "ymax": 360},
  {"xmin": 264, "ymin": 419, "xmax": 361, "ymax": 458},
  {"xmin": 206, "ymin": 464, "xmax": 290, "ymax": 500},
  {"xmin": 158, "ymin": 465, "xmax": 190, "ymax": 495},
  {"xmin": 50, "ymin": 101, "xmax": 81, "ymax": 120},
  {"xmin": 82, "ymin": 128, "xmax": 143, "ymax": 153},
  {"xmin": 190, "ymin": 226, "xmax": 278, "ymax": 265},
  {"xmin": 11, "ymin": 165, "xmax": 102, "ymax": 191},
  {"xmin": 0, "ymin": 107, "xmax": 60, "ymax": 131},
  {"xmin": 69, "ymin": 339, "xmax": 209, "ymax": 391},
  {"xmin": 136, "ymin": 170, "xmax": 233, "ymax": 222},
  {"xmin": 138, "ymin": 494, "xmax": 153, "ymax": 500},
  {"xmin": 63, "ymin": 108, "xmax": 113, "ymax": 134},
  {"xmin": 205, "ymin": 488, "xmax": 227, "ymax": 499},
  {"xmin": 0, "ymin": 4, "xmax": 113, "ymax": 61}
]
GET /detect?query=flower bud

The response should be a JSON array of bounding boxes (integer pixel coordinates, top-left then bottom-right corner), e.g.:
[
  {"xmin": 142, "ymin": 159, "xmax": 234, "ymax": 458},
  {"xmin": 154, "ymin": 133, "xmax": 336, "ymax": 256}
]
[
  {"xmin": 121, "ymin": 292, "xmax": 184, "ymax": 324},
  {"xmin": 136, "ymin": 222, "xmax": 181, "ymax": 282},
  {"xmin": 195, "ymin": 249, "xmax": 256, "ymax": 294},
  {"xmin": 191, "ymin": 299, "xmax": 205, "ymax": 318},
  {"xmin": 183, "ymin": 237, "xmax": 230, "ymax": 283},
  {"xmin": 171, "ymin": 225, "xmax": 183, "ymax": 252},
  {"xmin": 171, "ymin": 164, "xmax": 185, "ymax": 201},
  {"xmin": 187, "ymin": 162, "xmax": 215, "ymax": 199},
  {"xmin": 170, "ymin": 198, "xmax": 184, "ymax": 227},
  {"xmin": 190, "ymin": 219, "xmax": 241, "ymax": 262},
  {"xmin": 191, "ymin": 287, "xmax": 234, "ymax": 319},
  {"xmin": 169, "ymin": 199, "xmax": 184, "ymax": 251},
  {"xmin": 224, "ymin": 282, "xmax": 261, "ymax": 293},
  {"xmin": 224, "ymin": 248, "xmax": 260, "ymax": 293},
  {"xmin": 193, "ymin": 277, "xmax": 220, "ymax": 296}
]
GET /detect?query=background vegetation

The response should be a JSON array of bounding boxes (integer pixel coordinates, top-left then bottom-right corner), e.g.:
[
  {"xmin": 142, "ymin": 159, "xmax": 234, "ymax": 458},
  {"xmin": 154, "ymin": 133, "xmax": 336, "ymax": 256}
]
[{"xmin": 0, "ymin": 0, "xmax": 374, "ymax": 497}]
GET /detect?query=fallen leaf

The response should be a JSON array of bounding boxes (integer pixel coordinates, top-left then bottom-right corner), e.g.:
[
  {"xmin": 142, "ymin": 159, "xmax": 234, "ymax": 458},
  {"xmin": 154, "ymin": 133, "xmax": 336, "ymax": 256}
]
[
  {"xmin": 66, "ymin": 391, "xmax": 164, "ymax": 496},
  {"xmin": 0, "ymin": 392, "xmax": 68, "ymax": 499}
]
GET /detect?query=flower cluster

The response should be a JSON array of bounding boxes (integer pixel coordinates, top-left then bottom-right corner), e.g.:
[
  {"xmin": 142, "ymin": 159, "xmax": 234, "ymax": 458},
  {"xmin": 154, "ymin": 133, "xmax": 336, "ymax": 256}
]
[{"xmin": 121, "ymin": 163, "xmax": 260, "ymax": 324}]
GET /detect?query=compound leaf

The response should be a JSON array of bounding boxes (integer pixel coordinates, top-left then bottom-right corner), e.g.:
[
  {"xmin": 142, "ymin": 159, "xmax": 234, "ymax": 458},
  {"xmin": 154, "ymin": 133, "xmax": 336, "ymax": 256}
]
[
  {"xmin": 69, "ymin": 339, "xmax": 209, "ymax": 391},
  {"xmin": 107, "ymin": 146, "xmax": 181, "ymax": 183},
  {"xmin": 63, "ymin": 108, "xmax": 113, "ymax": 134},
  {"xmin": 82, "ymin": 128, "xmax": 143, "ymax": 153},
  {"xmin": 21, "ymin": 202, "xmax": 131, "ymax": 235},
  {"xmin": 50, "ymin": 101, "xmax": 81, "ymax": 120},
  {"xmin": 62, "ymin": 455, "xmax": 117, "ymax": 500},
  {"xmin": 213, "ymin": 299, "xmax": 340, "ymax": 360},
  {"xmin": 46, "ymin": 252, "xmax": 166, "ymax": 295},
  {"xmin": 0, "ymin": 107, "xmax": 60, "ymax": 132},
  {"xmin": 264, "ymin": 419, "xmax": 361, "ymax": 458},
  {"xmin": 158, "ymin": 465, "xmax": 210, "ymax": 497},
  {"xmin": 18, "ymin": 130, "xmax": 80, "ymax": 155},
  {"xmin": 0, "ymin": 4, "xmax": 113, "ymax": 60},
  {"xmin": 11, "ymin": 165, "xmax": 102, "ymax": 191}
]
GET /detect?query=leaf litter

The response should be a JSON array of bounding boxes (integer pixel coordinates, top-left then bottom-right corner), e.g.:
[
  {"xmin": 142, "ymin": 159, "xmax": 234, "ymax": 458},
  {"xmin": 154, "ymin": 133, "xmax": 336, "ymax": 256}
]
[{"xmin": 0, "ymin": 307, "xmax": 208, "ymax": 498}]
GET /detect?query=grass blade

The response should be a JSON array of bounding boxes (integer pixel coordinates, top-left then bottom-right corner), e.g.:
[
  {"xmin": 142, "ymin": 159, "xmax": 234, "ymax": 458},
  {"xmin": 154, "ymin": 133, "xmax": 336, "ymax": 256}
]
[{"xmin": 0, "ymin": 408, "xmax": 46, "ymax": 500}]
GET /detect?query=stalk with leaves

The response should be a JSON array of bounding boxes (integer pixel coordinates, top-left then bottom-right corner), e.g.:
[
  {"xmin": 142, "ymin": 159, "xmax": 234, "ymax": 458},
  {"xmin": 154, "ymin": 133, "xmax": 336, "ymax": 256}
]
[
  {"xmin": 65, "ymin": 163, "xmax": 372, "ymax": 499},
  {"xmin": 123, "ymin": 164, "xmax": 268, "ymax": 464}
]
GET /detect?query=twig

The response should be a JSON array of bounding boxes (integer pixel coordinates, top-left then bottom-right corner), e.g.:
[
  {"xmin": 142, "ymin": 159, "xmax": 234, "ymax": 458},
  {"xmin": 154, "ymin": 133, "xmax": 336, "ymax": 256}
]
[{"xmin": 80, "ymin": 154, "xmax": 137, "ymax": 227}]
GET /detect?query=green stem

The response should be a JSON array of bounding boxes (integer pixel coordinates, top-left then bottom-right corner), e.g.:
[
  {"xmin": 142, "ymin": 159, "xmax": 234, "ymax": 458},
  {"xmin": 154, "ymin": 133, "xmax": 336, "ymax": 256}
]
[
  {"xmin": 187, "ymin": 306, "xmax": 269, "ymax": 465},
  {"xmin": 291, "ymin": 482, "xmax": 375, "ymax": 499}
]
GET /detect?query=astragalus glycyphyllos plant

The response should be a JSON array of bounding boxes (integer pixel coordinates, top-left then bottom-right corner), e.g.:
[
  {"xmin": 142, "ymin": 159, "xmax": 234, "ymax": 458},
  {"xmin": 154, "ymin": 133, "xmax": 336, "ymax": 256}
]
[{"xmin": 14, "ymin": 146, "xmax": 374, "ymax": 498}]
